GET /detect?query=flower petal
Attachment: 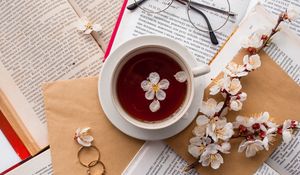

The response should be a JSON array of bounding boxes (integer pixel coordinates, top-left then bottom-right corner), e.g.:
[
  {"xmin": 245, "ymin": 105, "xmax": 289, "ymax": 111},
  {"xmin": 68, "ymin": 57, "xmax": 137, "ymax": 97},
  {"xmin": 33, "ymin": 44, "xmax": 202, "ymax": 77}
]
[
  {"xmin": 174, "ymin": 71, "xmax": 188, "ymax": 83},
  {"xmin": 77, "ymin": 22, "xmax": 86, "ymax": 31},
  {"xmin": 283, "ymin": 130, "xmax": 292, "ymax": 143},
  {"xmin": 211, "ymin": 154, "xmax": 223, "ymax": 169},
  {"xmin": 149, "ymin": 72, "xmax": 160, "ymax": 84},
  {"xmin": 81, "ymin": 135, "xmax": 94, "ymax": 143},
  {"xmin": 192, "ymin": 126, "xmax": 206, "ymax": 137},
  {"xmin": 149, "ymin": 100, "xmax": 160, "ymax": 112},
  {"xmin": 158, "ymin": 79, "xmax": 170, "ymax": 90},
  {"xmin": 156, "ymin": 89, "xmax": 166, "ymax": 101},
  {"xmin": 84, "ymin": 29, "xmax": 93, "ymax": 34},
  {"xmin": 196, "ymin": 115, "xmax": 209, "ymax": 126},
  {"xmin": 209, "ymin": 85, "xmax": 221, "ymax": 95},
  {"xmin": 80, "ymin": 127, "xmax": 90, "ymax": 134},
  {"xmin": 141, "ymin": 80, "xmax": 151, "ymax": 91},
  {"xmin": 145, "ymin": 90, "xmax": 155, "ymax": 100},
  {"xmin": 77, "ymin": 138, "xmax": 92, "ymax": 147},
  {"xmin": 92, "ymin": 24, "xmax": 102, "ymax": 32},
  {"xmin": 220, "ymin": 142, "xmax": 231, "ymax": 153}
]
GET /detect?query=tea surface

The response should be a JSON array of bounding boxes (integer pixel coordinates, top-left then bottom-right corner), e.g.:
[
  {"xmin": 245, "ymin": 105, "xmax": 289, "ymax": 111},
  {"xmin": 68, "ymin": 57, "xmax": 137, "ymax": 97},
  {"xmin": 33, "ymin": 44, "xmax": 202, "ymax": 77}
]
[{"xmin": 116, "ymin": 51, "xmax": 188, "ymax": 122}]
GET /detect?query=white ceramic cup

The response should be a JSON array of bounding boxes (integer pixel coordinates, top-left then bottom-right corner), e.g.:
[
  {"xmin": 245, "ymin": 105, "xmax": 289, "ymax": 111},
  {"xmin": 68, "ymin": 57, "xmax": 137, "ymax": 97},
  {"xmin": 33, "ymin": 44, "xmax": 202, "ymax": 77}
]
[{"xmin": 110, "ymin": 36, "xmax": 210, "ymax": 130}]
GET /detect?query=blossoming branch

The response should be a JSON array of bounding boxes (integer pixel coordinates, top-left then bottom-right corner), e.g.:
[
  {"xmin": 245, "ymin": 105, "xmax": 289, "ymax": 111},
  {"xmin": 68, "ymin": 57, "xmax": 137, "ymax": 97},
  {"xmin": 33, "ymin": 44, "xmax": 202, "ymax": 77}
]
[{"xmin": 186, "ymin": 7, "xmax": 300, "ymax": 170}]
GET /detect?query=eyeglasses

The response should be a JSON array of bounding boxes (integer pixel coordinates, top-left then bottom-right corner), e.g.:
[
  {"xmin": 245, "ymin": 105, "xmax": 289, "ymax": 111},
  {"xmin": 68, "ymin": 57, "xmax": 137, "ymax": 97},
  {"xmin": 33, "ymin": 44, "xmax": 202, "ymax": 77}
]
[{"xmin": 127, "ymin": 0, "xmax": 236, "ymax": 45}]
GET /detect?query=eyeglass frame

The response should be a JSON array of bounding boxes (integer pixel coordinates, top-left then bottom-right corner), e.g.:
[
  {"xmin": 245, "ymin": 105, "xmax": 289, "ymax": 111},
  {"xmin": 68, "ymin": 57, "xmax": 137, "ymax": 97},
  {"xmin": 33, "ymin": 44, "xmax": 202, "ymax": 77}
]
[{"xmin": 127, "ymin": 0, "xmax": 235, "ymax": 45}]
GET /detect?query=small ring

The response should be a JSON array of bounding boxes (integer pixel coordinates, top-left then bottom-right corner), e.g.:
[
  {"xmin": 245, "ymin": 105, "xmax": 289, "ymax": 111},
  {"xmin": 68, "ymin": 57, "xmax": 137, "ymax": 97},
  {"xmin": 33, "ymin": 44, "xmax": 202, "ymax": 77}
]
[
  {"xmin": 77, "ymin": 146, "xmax": 101, "ymax": 168},
  {"xmin": 88, "ymin": 160, "xmax": 106, "ymax": 175}
]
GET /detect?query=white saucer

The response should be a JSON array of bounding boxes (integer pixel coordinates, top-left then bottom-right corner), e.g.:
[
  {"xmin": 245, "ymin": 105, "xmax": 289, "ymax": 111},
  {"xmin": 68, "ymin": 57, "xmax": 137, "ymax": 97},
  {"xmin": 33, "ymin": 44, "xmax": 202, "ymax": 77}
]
[{"xmin": 98, "ymin": 36, "xmax": 206, "ymax": 140}]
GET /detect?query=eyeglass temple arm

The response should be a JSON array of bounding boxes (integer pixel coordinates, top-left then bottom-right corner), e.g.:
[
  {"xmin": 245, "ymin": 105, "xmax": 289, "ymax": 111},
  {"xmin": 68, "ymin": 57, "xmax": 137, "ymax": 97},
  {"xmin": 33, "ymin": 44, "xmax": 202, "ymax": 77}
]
[
  {"xmin": 189, "ymin": 5, "xmax": 219, "ymax": 45},
  {"xmin": 127, "ymin": 0, "xmax": 147, "ymax": 10},
  {"xmin": 182, "ymin": 0, "xmax": 236, "ymax": 16}
]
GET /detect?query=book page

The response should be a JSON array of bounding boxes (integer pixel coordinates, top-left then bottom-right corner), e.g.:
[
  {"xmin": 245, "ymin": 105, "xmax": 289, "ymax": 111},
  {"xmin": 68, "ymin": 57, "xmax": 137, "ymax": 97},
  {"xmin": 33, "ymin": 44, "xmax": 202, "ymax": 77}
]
[
  {"xmin": 0, "ymin": 0, "xmax": 103, "ymax": 150},
  {"xmin": 111, "ymin": 0, "xmax": 251, "ymax": 64},
  {"xmin": 68, "ymin": 0, "xmax": 123, "ymax": 50},
  {"xmin": 0, "ymin": 130, "xmax": 21, "ymax": 174},
  {"xmin": 265, "ymin": 131, "xmax": 300, "ymax": 175},
  {"xmin": 261, "ymin": 0, "xmax": 300, "ymax": 36},
  {"xmin": 6, "ymin": 149, "xmax": 53, "ymax": 175},
  {"xmin": 254, "ymin": 163, "xmax": 280, "ymax": 175},
  {"xmin": 123, "ymin": 141, "xmax": 198, "ymax": 175}
]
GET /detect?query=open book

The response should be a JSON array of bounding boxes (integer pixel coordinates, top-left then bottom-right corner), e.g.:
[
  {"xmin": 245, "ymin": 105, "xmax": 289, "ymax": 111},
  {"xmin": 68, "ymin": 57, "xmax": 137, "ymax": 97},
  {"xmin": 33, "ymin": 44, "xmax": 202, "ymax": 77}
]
[{"xmin": 0, "ymin": 0, "xmax": 123, "ymax": 159}]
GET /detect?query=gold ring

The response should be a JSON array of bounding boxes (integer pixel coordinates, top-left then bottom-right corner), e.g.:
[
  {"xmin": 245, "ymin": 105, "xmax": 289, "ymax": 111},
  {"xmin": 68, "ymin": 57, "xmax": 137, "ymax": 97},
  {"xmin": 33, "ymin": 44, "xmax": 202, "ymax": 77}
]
[
  {"xmin": 77, "ymin": 146, "xmax": 101, "ymax": 168},
  {"xmin": 87, "ymin": 160, "xmax": 106, "ymax": 175}
]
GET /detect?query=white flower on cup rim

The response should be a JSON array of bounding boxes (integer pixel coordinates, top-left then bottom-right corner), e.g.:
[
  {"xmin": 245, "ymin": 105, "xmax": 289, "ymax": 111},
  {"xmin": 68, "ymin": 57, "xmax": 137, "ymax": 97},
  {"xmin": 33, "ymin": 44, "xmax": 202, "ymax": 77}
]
[
  {"xmin": 224, "ymin": 62, "xmax": 248, "ymax": 78},
  {"xmin": 74, "ymin": 127, "xmax": 94, "ymax": 147},
  {"xmin": 238, "ymin": 139, "xmax": 264, "ymax": 158},
  {"xmin": 174, "ymin": 71, "xmax": 188, "ymax": 83},
  {"xmin": 243, "ymin": 54, "xmax": 261, "ymax": 71},
  {"xmin": 77, "ymin": 16, "xmax": 102, "ymax": 34},
  {"xmin": 141, "ymin": 72, "xmax": 170, "ymax": 112}
]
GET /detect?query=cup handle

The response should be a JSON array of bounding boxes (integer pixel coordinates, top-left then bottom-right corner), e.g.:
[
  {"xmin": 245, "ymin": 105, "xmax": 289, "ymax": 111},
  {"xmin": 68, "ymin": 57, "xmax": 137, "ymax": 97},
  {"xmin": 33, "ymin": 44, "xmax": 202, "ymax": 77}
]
[{"xmin": 192, "ymin": 65, "xmax": 210, "ymax": 77}]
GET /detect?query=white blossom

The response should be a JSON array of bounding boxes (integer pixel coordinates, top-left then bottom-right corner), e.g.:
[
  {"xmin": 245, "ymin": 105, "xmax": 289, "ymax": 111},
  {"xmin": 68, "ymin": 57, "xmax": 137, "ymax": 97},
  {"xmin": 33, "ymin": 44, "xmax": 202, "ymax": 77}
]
[
  {"xmin": 230, "ymin": 99, "xmax": 243, "ymax": 111},
  {"xmin": 74, "ymin": 127, "xmax": 94, "ymax": 147},
  {"xmin": 262, "ymin": 127, "xmax": 277, "ymax": 150},
  {"xmin": 242, "ymin": 33, "xmax": 263, "ymax": 49},
  {"xmin": 229, "ymin": 92, "xmax": 247, "ymax": 111},
  {"xmin": 174, "ymin": 71, "xmax": 187, "ymax": 83},
  {"xmin": 188, "ymin": 137, "xmax": 211, "ymax": 158},
  {"xmin": 286, "ymin": 5, "xmax": 300, "ymax": 20},
  {"xmin": 282, "ymin": 120, "xmax": 299, "ymax": 143},
  {"xmin": 243, "ymin": 54, "xmax": 261, "ymax": 71},
  {"xmin": 248, "ymin": 112, "xmax": 270, "ymax": 132},
  {"xmin": 199, "ymin": 143, "xmax": 230, "ymax": 169},
  {"xmin": 200, "ymin": 98, "xmax": 224, "ymax": 117},
  {"xmin": 224, "ymin": 62, "xmax": 248, "ymax": 77},
  {"xmin": 223, "ymin": 78, "xmax": 242, "ymax": 95},
  {"xmin": 77, "ymin": 16, "xmax": 102, "ymax": 34},
  {"xmin": 233, "ymin": 115, "xmax": 252, "ymax": 129},
  {"xmin": 209, "ymin": 74, "xmax": 230, "ymax": 95},
  {"xmin": 196, "ymin": 115, "xmax": 233, "ymax": 142},
  {"xmin": 238, "ymin": 139, "xmax": 264, "ymax": 158},
  {"xmin": 141, "ymin": 72, "xmax": 170, "ymax": 112},
  {"xmin": 208, "ymin": 119, "xmax": 234, "ymax": 142}
]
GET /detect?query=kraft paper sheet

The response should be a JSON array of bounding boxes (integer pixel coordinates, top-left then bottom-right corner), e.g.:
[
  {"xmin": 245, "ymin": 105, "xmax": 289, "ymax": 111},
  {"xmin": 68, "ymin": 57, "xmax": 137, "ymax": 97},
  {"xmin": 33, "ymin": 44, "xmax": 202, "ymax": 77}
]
[
  {"xmin": 43, "ymin": 77, "xmax": 144, "ymax": 175},
  {"xmin": 166, "ymin": 50, "xmax": 300, "ymax": 175},
  {"xmin": 43, "ymin": 50, "xmax": 300, "ymax": 175}
]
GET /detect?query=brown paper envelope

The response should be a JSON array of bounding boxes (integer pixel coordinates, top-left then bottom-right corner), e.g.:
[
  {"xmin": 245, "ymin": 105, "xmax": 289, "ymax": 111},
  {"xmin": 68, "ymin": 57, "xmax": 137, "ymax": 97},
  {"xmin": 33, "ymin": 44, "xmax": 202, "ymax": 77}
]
[
  {"xmin": 166, "ymin": 50, "xmax": 300, "ymax": 175},
  {"xmin": 42, "ymin": 77, "xmax": 144, "ymax": 175}
]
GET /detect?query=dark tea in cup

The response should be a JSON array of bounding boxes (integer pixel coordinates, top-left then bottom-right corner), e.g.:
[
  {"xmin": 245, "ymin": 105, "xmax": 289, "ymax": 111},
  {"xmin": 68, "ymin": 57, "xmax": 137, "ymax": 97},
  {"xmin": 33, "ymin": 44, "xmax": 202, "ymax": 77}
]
[{"xmin": 115, "ymin": 50, "xmax": 188, "ymax": 123}]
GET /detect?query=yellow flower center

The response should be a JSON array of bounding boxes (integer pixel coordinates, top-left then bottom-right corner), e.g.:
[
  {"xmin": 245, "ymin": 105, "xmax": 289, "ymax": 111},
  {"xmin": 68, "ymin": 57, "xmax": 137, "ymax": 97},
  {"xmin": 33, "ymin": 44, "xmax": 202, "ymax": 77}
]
[
  {"xmin": 152, "ymin": 84, "xmax": 160, "ymax": 92},
  {"xmin": 210, "ymin": 154, "xmax": 217, "ymax": 161},
  {"xmin": 85, "ymin": 23, "xmax": 93, "ymax": 29},
  {"xmin": 198, "ymin": 145, "xmax": 205, "ymax": 154}
]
